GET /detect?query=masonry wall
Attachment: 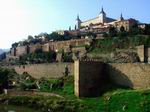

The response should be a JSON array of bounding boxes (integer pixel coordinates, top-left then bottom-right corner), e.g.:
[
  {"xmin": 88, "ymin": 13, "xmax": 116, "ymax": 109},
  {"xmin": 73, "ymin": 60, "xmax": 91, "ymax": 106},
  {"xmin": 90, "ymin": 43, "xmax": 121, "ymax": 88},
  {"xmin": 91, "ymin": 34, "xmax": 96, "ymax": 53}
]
[
  {"xmin": 108, "ymin": 63, "xmax": 150, "ymax": 89},
  {"xmin": 29, "ymin": 44, "xmax": 42, "ymax": 53},
  {"xmin": 148, "ymin": 48, "xmax": 150, "ymax": 62},
  {"xmin": 136, "ymin": 45, "xmax": 150, "ymax": 63},
  {"xmin": 48, "ymin": 39, "xmax": 91, "ymax": 51},
  {"xmin": 137, "ymin": 45, "xmax": 145, "ymax": 62},
  {"xmin": 74, "ymin": 61, "xmax": 150, "ymax": 97},
  {"xmin": 10, "ymin": 39, "xmax": 91, "ymax": 57},
  {"xmin": 16, "ymin": 46, "xmax": 27, "ymax": 56},
  {"xmin": 13, "ymin": 63, "xmax": 73, "ymax": 79},
  {"xmin": 42, "ymin": 43, "xmax": 50, "ymax": 52},
  {"xmin": 10, "ymin": 48, "xmax": 16, "ymax": 56},
  {"xmin": 74, "ymin": 60, "xmax": 108, "ymax": 97}
]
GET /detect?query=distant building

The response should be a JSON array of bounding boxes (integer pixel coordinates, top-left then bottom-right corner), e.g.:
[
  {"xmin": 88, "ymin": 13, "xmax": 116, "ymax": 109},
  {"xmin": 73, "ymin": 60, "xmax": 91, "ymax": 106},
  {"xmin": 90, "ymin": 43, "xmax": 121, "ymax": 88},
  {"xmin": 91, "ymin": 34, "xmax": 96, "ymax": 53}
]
[
  {"xmin": 54, "ymin": 30, "xmax": 68, "ymax": 35},
  {"xmin": 138, "ymin": 23, "xmax": 147, "ymax": 29},
  {"xmin": 75, "ymin": 7, "xmax": 137, "ymax": 33}
]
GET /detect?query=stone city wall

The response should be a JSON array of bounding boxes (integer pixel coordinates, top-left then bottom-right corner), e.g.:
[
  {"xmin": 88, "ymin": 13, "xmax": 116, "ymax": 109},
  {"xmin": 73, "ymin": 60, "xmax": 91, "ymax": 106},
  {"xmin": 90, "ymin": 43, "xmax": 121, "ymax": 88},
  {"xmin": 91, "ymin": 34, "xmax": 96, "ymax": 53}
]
[
  {"xmin": 42, "ymin": 43, "xmax": 50, "ymax": 52},
  {"xmin": 74, "ymin": 60, "xmax": 108, "ymax": 97},
  {"xmin": 48, "ymin": 38, "xmax": 91, "ymax": 51},
  {"xmin": 148, "ymin": 48, "xmax": 150, "ymax": 62},
  {"xmin": 13, "ymin": 63, "xmax": 73, "ymax": 79},
  {"xmin": 10, "ymin": 48, "xmax": 16, "ymax": 56},
  {"xmin": 137, "ymin": 45, "xmax": 145, "ymax": 62},
  {"xmin": 74, "ymin": 60, "xmax": 150, "ymax": 97},
  {"xmin": 16, "ymin": 46, "xmax": 27, "ymax": 56},
  {"xmin": 10, "ymin": 39, "xmax": 91, "ymax": 57},
  {"xmin": 29, "ymin": 44, "xmax": 42, "ymax": 53},
  {"xmin": 108, "ymin": 63, "xmax": 150, "ymax": 89},
  {"xmin": 137, "ymin": 45, "xmax": 150, "ymax": 63}
]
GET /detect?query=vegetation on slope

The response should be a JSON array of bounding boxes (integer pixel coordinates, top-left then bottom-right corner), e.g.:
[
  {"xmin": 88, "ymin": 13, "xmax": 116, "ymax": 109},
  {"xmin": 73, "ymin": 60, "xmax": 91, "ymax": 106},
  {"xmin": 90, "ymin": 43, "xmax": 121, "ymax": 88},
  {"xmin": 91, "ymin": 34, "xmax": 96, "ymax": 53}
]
[
  {"xmin": 0, "ymin": 74, "xmax": 150, "ymax": 112},
  {"xmin": 0, "ymin": 67, "xmax": 150, "ymax": 112},
  {"xmin": 89, "ymin": 35, "xmax": 150, "ymax": 54}
]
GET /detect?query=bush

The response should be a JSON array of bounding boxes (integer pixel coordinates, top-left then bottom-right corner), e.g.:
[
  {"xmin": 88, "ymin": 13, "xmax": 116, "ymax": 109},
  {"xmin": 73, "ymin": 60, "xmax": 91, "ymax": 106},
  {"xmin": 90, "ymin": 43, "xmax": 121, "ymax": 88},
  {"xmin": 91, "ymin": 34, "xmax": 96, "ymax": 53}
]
[
  {"xmin": 38, "ymin": 78, "xmax": 64, "ymax": 92},
  {"xmin": 89, "ymin": 35, "xmax": 150, "ymax": 54},
  {"xmin": 0, "ymin": 68, "xmax": 18, "ymax": 91},
  {"xmin": 19, "ymin": 72, "xmax": 37, "ymax": 90},
  {"xmin": 20, "ymin": 82, "xmax": 37, "ymax": 91},
  {"xmin": 19, "ymin": 51, "xmax": 57, "ymax": 64},
  {"xmin": 62, "ymin": 52, "xmax": 73, "ymax": 62}
]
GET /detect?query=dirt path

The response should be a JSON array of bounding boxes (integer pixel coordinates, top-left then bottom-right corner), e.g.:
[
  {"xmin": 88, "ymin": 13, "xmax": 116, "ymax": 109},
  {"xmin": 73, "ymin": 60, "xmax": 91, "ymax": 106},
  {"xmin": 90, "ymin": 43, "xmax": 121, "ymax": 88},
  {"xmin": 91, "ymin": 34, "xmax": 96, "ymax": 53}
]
[{"xmin": 7, "ymin": 89, "xmax": 64, "ymax": 98}]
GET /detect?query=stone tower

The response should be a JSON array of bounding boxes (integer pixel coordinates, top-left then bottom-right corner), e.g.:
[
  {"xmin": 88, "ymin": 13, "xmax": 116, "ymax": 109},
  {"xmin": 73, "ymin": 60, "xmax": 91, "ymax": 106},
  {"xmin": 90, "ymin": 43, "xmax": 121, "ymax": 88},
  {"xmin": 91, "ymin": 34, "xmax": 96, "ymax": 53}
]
[
  {"xmin": 99, "ymin": 7, "xmax": 106, "ymax": 23},
  {"xmin": 119, "ymin": 13, "xmax": 124, "ymax": 21},
  {"xmin": 76, "ymin": 14, "xmax": 82, "ymax": 30}
]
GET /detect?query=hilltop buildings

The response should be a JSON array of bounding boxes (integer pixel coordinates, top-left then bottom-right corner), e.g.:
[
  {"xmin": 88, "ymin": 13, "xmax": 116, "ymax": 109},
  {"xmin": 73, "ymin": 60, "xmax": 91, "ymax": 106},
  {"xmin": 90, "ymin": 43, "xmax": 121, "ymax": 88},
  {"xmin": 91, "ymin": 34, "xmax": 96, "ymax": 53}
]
[
  {"xmin": 9, "ymin": 7, "xmax": 147, "ymax": 59},
  {"xmin": 74, "ymin": 7, "xmax": 137, "ymax": 33}
]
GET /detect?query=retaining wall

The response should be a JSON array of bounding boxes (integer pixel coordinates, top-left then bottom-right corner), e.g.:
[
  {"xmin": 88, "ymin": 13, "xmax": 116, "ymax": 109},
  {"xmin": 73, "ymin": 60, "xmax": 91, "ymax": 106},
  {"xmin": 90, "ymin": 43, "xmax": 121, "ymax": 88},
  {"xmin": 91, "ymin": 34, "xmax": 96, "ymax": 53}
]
[
  {"xmin": 14, "ymin": 63, "xmax": 73, "ymax": 79},
  {"xmin": 74, "ymin": 60, "xmax": 150, "ymax": 97}
]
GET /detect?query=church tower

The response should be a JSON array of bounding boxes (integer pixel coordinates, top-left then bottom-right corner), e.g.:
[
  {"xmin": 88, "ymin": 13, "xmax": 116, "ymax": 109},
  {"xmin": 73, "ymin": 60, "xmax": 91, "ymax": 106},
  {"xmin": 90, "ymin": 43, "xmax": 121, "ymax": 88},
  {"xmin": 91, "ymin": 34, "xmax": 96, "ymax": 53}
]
[
  {"xmin": 119, "ymin": 13, "xmax": 124, "ymax": 21},
  {"xmin": 76, "ymin": 14, "xmax": 81, "ymax": 30},
  {"xmin": 99, "ymin": 7, "xmax": 106, "ymax": 23}
]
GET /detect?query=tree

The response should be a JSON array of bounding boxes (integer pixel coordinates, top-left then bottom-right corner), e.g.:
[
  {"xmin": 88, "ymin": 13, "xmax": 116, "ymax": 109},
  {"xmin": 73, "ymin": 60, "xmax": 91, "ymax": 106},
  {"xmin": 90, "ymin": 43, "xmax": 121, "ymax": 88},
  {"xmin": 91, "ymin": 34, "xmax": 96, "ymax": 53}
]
[
  {"xmin": 49, "ymin": 32, "xmax": 63, "ymax": 41},
  {"xmin": 109, "ymin": 26, "xmax": 117, "ymax": 37},
  {"xmin": 27, "ymin": 35, "xmax": 34, "ymax": 40},
  {"xmin": 22, "ymin": 40, "xmax": 29, "ymax": 46},
  {"xmin": 103, "ymin": 32, "xmax": 109, "ymax": 37},
  {"xmin": 129, "ymin": 23, "xmax": 143, "ymax": 35},
  {"xmin": 38, "ymin": 32, "xmax": 48, "ymax": 37},
  {"xmin": 118, "ymin": 26, "xmax": 128, "ymax": 37},
  {"xmin": 144, "ymin": 24, "xmax": 150, "ymax": 35},
  {"xmin": 12, "ymin": 42, "xmax": 18, "ymax": 48},
  {"xmin": 0, "ymin": 68, "xmax": 16, "ymax": 92},
  {"xmin": 120, "ymin": 26, "xmax": 125, "ymax": 32}
]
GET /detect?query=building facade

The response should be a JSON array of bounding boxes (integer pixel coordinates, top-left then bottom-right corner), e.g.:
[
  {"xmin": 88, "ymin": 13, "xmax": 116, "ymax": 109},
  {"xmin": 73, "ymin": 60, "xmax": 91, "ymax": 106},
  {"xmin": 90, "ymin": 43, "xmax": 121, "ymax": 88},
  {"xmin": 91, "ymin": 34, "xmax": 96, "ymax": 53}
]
[{"xmin": 75, "ymin": 7, "xmax": 137, "ymax": 32}]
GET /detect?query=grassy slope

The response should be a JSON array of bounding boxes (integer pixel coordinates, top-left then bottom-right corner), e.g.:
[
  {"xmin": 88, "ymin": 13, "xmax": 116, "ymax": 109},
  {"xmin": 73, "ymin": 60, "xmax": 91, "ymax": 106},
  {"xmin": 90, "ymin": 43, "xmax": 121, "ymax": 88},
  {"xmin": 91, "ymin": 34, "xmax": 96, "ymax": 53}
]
[
  {"xmin": 0, "ymin": 76, "xmax": 150, "ymax": 112},
  {"xmin": 51, "ymin": 76, "xmax": 150, "ymax": 112}
]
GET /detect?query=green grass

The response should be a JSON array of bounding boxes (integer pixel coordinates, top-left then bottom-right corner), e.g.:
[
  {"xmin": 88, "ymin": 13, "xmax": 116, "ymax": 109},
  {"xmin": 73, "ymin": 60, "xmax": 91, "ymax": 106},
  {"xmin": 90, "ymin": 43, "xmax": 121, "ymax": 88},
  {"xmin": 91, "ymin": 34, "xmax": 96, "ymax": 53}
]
[
  {"xmin": 72, "ymin": 89, "xmax": 149, "ymax": 112},
  {"xmin": 1, "ymin": 76, "xmax": 150, "ymax": 112},
  {"xmin": 46, "ymin": 76, "xmax": 150, "ymax": 112},
  {"xmin": 105, "ymin": 89, "xmax": 150, "ymax": 112},
  {"xmin": 57, "ymin": 76, "xmax": 150, "ymax": 112}
]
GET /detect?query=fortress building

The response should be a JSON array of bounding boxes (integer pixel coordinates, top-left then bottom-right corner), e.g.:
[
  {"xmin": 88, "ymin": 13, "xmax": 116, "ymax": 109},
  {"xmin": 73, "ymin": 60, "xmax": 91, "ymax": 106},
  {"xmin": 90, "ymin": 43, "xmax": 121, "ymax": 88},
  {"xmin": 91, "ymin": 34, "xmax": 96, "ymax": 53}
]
[{"xmin": 75, "ymin": 7, "xmax": 137, "ymax": 33}]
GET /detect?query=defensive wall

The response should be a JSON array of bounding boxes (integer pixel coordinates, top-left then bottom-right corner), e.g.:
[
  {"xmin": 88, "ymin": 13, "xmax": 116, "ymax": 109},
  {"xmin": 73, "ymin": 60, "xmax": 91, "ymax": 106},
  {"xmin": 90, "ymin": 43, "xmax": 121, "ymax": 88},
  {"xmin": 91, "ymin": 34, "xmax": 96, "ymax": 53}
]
[
  {"xmin": 29, "ymin": 43, "xmax": 42, "ymax": 53},
  {"xmin": 137, "ymin": 45, "xmax": 150, "ymax": 63},
  {"xmin": 10, "ymin": 39, "xmax": 91, "ymax": 57},
  {"xmin": 74, "ymin": 61, "xmax": 108, "ymax": 97},
  {"xmin": 6, "ymin": 60, "xmax": 150, "ymax": 97},
  {"xmin": 13, "ymin": 63, "xmax": 73, "ymax": 79},
  {"xmin": 48, "ymin": 38, "xmax": 91, "ymax": 52},
  {"xmin": 74, "ymin": 60, "xmax": 150, "ymax": 97},
  {"xmin": 16, "ymin": 46, "xmax": 27, "ymax": 56},
  {"xmin": 108, "ymin": 63, "xmax": 150, "ymax": 89}
]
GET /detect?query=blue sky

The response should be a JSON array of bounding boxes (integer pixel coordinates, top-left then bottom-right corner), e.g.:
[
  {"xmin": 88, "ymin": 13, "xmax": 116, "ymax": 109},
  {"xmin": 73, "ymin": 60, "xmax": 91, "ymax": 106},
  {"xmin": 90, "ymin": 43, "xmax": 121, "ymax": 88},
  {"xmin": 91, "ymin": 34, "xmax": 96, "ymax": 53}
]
[{"xmin": 0, "ymin": 0, "xmax": 149, "ymax": 49}]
